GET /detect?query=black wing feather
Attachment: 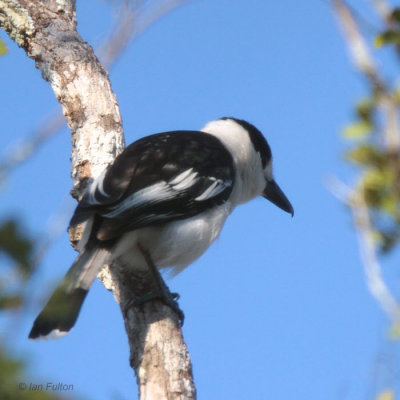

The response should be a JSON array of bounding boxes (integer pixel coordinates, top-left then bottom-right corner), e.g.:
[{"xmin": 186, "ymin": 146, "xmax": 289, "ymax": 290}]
[{"xmin": 70, "ymin": 131, "xmax": 235, "ymax": 241}]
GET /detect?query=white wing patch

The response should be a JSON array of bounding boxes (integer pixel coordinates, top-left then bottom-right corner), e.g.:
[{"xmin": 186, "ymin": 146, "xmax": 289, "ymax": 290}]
[
  {"xmin": 103, "ymin": 181, "xmax": 174, "ymax": 218},
  {"xmin": 169, "ymin": 168, "xmax": 194, "ymax": 185},
  {"xmin": 86, "ymin": 169, "xmax": 109, "ymax": 205},
  {"xmin": 101, "ymin": 168, "xmax": 228, "ymax": 218},
  {"xmin": 170, "ymin": 169, "xmax": 199, "ymax": 190},
  {"xmin": 103, "ymin": 169, "xmax": 201, "ymax": 218},
  {"xmin": 195, "ymin": 178, "xmax": 231, "ymax": 201}
]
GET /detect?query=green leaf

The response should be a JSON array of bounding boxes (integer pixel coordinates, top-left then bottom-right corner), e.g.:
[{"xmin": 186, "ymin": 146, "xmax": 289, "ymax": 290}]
[
  {"xmin": 374, "ymin": 30, "xmax": 400, "ymax": 47},
  {"xmin": 394, "ymin": 87, "xmax": 400, "ymax": 103},
  {"xmin": 389, "ymin": 8, "xmax": 400, "ymax": 24},
  {"xmin": 375, "ymin": 389, "xmax": 395, "ymax": 400},
  {"xmin": 0, "ymin": 38, "xmax": 7, "ymax": 56},
  {"xmin": 361, "ymin": 167, "xmax": 394, "ymax": 209},
  {"xmin": 379, "ymin": 231, "xmax": 399, "ymax": 253},
  {"xmin": 0, "ymin": 295, "xmax": 22, "ymax": 310},
  {"xmin": 363, "ymin": 168, "xmax": 386, "ymax": 191},
  {"xmin": 345, "ymin": 145, "xmax": 383, "ymax": 165},
  {"xmin": 381, "ymin": 193, "xmax": 398, "ymax": 215},
  {"xmin": 389, "ymin": 319, "xmax": 400, "ymax": 340},
  {"xmin": 356, "ymin": 98, "xmax": 375, "ymax": 122},
  {"xmin": 0, "ymin": 346, "xmax": 62, "ymax": 400},
  {"xmin": 0, "ymin": 220, "xmax": 34, "ymax": 278},
  {"xmin": 343, "ymin": 121, "xmax": 372, "ymax": 139}
]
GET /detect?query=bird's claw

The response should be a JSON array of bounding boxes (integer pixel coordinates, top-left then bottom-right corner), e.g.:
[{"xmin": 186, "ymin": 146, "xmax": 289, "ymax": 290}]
[{"xmin": 125, "ymin": 290, "xmax": 184, "ymax": 326}]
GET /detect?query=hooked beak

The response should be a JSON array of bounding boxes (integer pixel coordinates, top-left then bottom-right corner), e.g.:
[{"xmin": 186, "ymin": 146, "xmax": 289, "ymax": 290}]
[{"xmin": 263, "ymin": 180, "xmax": 294, "ymax": 216}]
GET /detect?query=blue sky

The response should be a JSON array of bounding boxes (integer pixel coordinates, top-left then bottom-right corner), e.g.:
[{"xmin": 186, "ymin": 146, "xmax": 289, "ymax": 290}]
[{"xmin": 1, "ymin": 0, "xmax": 399, "ymax": 399}]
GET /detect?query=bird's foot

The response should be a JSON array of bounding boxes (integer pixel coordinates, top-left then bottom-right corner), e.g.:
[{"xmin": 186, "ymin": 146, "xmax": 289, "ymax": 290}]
[
  {"xmin": 132, "ymin": 290, "xmax": 184, "ymax": 326},
  {"xmin": 123, "ymin": 243, "xmax": 185, "ymax": 326}
]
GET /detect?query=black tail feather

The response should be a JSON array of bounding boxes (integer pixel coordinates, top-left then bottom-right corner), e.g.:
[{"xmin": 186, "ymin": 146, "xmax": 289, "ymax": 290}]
[
  {"xmin": 28, "ymin": 247, "xmax": 110, "ymax": 340},
  {"xmin": 29, "ymin": 287, "xmax": 88, "ymax": 339}
]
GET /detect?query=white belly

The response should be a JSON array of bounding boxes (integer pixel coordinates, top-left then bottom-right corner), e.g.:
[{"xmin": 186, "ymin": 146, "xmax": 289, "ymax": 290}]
[{"xmin": 113, "ymin": 204, "xmax": 232, "ymax": 275}]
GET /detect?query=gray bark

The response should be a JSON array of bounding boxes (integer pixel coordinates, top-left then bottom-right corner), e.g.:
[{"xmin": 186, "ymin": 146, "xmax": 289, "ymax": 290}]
[{"xmin": 0, "ymin": 1, "xmax": 196, "ymax": 398}]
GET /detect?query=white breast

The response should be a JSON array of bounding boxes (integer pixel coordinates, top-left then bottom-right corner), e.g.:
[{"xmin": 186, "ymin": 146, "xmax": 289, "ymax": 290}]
[{"xmin": 113, "ymin": 203, "xmax": 232, "ymax": 275}]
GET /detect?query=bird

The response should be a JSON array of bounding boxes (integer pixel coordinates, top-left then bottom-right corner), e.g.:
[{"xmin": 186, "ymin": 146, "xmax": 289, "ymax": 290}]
[{"xmin": 28, "ymin": 117, "xmax": 293, "ymax": 340}]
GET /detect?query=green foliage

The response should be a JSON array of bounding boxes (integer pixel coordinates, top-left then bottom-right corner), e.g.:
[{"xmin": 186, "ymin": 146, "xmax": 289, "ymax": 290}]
[
  {"xmin": 374, "ymin": 8, "xmax": 400, "ymax": 47},
  {"xmin": 343, "ymin": 121, "xmax": 372, "ymax": 139},
  {"xmin": 375, "ymin": 389, "xmax": 395, "ymax": 400},
  {"xmin": 390, "ymin": 8, "xmax": 400, "ymax": 24},
  {"xmin": 0, "ymin": 218, "xmax": 36, "ymax": 312},
  {"xmin": 343, "ymin": 17, "xmax": 400, "ymax": 254},
  {"xmin": 0, "ymin": 294, "xmax": 23, "ymax": 310},
  {"xmin": 356, "ymin": 97, "xmax": 375, "ymax": 123},
  {"xmin": 375, "ymin": 30, "xmax": 400, "ymax": 47},
  {"xmin": 0, "ymin": 344, "xmax": 62, "ymax": 400},
  {"xmin": 343, "ymin": 98, "xmax": 375, "ymax": 140},
  {"xmin": 0, "ymin": 219, "xmax": 35, "ymax": 279},
  {"xmin": 0, "ymin": 219, "xmax": 70, "ymax": 399},
  {"xmin": 0, "ymin": 219, "xmax": 64, "ymax": 398},
  {"xmin": 344, "ymin": 141, "xmax": 400, "ymax": 253},
  {"xmin": 0, "ymin": 38, "xmax": 7, "ymax": 55},
  {"xmin": 345, "ymin": 144, "xmax": 383, "ymax": 165}
]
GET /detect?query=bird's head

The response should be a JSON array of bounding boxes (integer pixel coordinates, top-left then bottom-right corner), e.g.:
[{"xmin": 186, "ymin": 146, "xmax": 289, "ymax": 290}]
[{"xmin": 202, "ymin": 117, "xmax": 294, "ymax": 216}]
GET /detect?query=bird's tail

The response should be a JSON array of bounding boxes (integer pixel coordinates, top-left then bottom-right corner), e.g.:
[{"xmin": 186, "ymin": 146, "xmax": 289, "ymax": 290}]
[{"xmin": 28, "ymin": 247, "xmax": 111, "ymax": 340}]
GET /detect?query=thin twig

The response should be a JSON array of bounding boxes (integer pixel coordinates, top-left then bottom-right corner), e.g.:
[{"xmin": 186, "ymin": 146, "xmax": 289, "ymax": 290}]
[
  {"xmin": 332, "ymin": 0, "xmax": 380, "ymax": 83},
  {"xmin": 99, "ymin": 0, "xmax": 191, "ymax": 69},
  {"xmin": 332, "ymin": 0, "xmax": 400, "ymax": 151},
  {"xmin": 0, "ymin": 112, "xmax": 65, "ymax": 181},
  {"xmin": 351, "ymin": 191, "xmax": 400, "ymax": 323},
  {"xmin": 329, "ymin": 176, "xmax": 400, "ymax": 325},
  {"xmin": 372, "ymin": 0, "xmax": 392, "ymax": 23}
]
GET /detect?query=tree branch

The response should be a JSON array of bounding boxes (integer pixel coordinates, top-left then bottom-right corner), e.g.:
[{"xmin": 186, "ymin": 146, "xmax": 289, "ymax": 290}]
[
  {"xmin": 0, "ymin": 0, "xmax": 190, "ymax": 182},
  {"xmin": 0, "ymin": 1, "xmax": 196, "ymax": 398}
]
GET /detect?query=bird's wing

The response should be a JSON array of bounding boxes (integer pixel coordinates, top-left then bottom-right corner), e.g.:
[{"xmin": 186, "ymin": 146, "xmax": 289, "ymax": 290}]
[{"xmin": 70, "ymin": 131, "xmax": 235, "ymax": 241}]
